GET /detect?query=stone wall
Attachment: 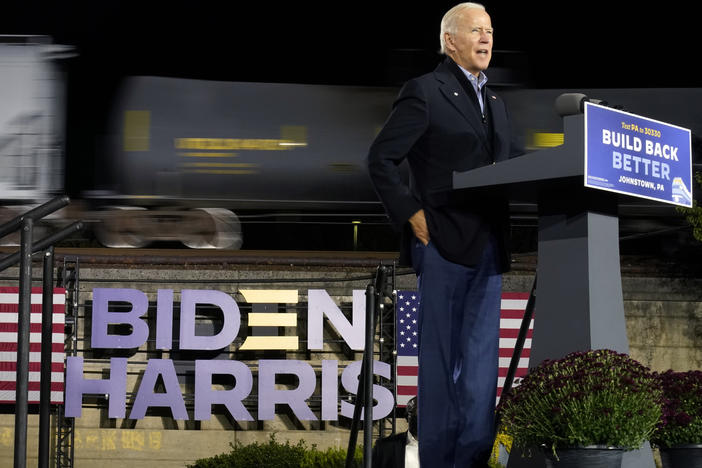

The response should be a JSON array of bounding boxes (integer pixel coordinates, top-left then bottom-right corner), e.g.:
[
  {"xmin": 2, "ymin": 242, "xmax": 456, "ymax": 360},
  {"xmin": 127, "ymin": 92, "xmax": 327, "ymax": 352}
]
[{"xmin": 1, "ymin": 259, "xmax": 701, "ymax": 467}]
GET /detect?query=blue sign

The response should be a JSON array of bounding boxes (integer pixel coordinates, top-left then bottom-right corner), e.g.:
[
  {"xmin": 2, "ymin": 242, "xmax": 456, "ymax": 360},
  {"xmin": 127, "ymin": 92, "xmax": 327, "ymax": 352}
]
[{"xmin": 584, "ymin": 102, "xmax": 693, "ymax": 207}]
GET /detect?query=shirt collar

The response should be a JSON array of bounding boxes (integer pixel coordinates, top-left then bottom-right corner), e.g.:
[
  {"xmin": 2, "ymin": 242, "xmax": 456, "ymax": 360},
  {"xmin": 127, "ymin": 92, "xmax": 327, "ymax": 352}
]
[{"xmin": 456, "ymin": 64, "xmax": 488, "ymax": 89}]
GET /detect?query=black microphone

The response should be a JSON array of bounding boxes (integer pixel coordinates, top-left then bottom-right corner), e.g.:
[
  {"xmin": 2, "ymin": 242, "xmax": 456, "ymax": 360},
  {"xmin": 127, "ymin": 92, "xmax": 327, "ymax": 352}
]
[
  {"xmin": 554, "ymin": 93, "xmax": 588, "ymax": 116},
  {"xmin": 554, "ymin": 93, "xmax": 620, "ymax": 117}
]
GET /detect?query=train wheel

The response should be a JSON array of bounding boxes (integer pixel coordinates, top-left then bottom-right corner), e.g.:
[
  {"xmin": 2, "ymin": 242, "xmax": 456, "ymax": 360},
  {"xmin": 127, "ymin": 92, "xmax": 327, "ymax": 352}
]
[
  {"xmin": 94, "ymin": 207, "xmax": 149, "ymax": 248},
  {"xmin": 181, "ymin": 208, "xmax": 243, "ymax": 249}
]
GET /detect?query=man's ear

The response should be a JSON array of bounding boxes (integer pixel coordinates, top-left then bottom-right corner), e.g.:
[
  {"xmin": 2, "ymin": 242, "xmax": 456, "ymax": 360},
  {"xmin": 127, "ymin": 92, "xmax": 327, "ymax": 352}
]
[{"xmin": 444, "ymin": 32, "xmax": 455, "ymax": 52}]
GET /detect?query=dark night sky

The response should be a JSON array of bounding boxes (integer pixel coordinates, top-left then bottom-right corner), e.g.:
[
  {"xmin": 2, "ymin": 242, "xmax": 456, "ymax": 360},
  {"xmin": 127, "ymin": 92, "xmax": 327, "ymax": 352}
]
[{"xmin": 3, "ymin": 1, "xmax": 699, "ymax": 89}]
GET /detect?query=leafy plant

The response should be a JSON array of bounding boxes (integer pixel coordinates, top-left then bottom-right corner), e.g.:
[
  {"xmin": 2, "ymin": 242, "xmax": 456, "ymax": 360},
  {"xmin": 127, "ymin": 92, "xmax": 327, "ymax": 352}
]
[
  {"xmin": 677, "ymin": 172, "xmax": 702, "ymax": 242},
  {"xmin": 187, "ymin": 434, "xmax": 306, "ymax": 468},
  {"xmin": 187, "ymin": 433, "xmax": 362, "ymax": 468},
  {"xmin": 489, "ymin": 432, "xmax": 511, "ymax": 468},
  {"xmin": 497, "ymin": 349, "xmax": 663, "ymax": 456},
  {"xmin": 652, "ymin": 370, "xmax": 702, "ymax": 448},
  {"xmin": 302, "ymin": 445, "xmax": 362, "ymax": 468}
]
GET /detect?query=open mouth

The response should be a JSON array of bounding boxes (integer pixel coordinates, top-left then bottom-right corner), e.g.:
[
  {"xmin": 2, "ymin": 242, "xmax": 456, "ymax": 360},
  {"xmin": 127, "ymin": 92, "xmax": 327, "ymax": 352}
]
[{"xmin": 476, "ymin": 49, "xmax": 490, "ymax": 56}]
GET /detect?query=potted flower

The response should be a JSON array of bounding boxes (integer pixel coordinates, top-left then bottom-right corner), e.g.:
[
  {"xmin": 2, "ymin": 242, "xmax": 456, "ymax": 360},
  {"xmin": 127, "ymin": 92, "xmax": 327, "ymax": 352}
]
[
  {"xmin": 497, "ymin": 349, "xmax": 663, "ymax": 467},
  {"xmin": 651, "ymin": 370, "xmax": 702, "ymax": 468}
]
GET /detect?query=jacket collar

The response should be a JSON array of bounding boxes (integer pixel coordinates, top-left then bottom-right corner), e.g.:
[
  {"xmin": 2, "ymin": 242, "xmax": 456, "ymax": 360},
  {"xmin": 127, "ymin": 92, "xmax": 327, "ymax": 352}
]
[
  {"xmin": 434, "ymin": 57, "xmax": 510, "ymax": 163},
  {"xmin": 434, "ymin": 57, "xmax": 490, "ymax": 146}
]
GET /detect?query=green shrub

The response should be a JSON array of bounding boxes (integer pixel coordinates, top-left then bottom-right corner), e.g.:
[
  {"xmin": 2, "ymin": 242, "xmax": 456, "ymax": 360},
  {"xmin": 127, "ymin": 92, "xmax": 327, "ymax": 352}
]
[
  {"xmin": 187, "ymin": 434, "xmax": 363, "ymax": 468},
  {"xmin": 677, "ymin": 172, "xmax": 702, "ymax": 242},
  {"xmin": 187, "ymin": 434, "xmax": 306, "ymax": 468},
  {"xmin": 302, "ymin": 445, "xmax": 362, "ymax": 468}
]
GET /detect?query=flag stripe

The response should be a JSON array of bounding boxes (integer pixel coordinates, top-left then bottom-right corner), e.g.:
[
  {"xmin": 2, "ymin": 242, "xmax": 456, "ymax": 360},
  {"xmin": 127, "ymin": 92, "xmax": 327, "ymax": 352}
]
[
  {"xmin": 397, "ymin": 375, "xmax": 418, "ymax": 386},
  {"xmin": 500, "ymin": 309, "xmax": 531, "ymax": 319},
  {"xmin": 0, "ymin": 391, "xmax": 65, "ymax": 402},
  {"xmin": 498, "ymin": 357, "xmax": 530, "ymax": 368},
  {"xmin": 0, "ymin": 324, "xmax": 65, "ymax": 333},
  {"xmin": 0, "ymin": 292, "xmax": 66, "ymax": 303},
  {"xmin": 397, "ymin": 356, "xmax": 418, "ymax": 366},
  {"xmin": 0, "ymin": 362, "xmax": 65, "ymax": 372},
  {"xmin": 499, "ymin": 338, "xmax": 532, "ymax": 349},
  {"xmin": 397, "ymin": 366, "xmax": 418, "ymax": 376},
  {"xmin": 0, "ymin": 332, "xmax": 66, "ymax": 342},
  {"xmin": 499, "ymin": 348, "xmax": 530, "ymax": 358},
  {"xmin": 0, "ymin": 343, "xmax": 65, "ymax": 353},
  {"xmin": 500, "ymin": 292, "xmax": 530, "ymax": 300},
  {"xmin": 0, "ymin": 381, "xmax": 66, "ymax": 391},
  {"xmin": 498, "ymin": 329, "xmax": 534, "ymax": 339},
  {"xmin": 500, "ymin": 300, "xmax": 528, "ymax": 310}
]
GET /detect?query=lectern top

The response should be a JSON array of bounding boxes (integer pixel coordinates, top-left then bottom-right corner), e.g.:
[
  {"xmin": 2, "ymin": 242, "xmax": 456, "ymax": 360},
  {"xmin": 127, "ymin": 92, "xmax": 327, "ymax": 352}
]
[{"xmin": 453, "ymin": 100, "xmax": 693, "ymax": 207}]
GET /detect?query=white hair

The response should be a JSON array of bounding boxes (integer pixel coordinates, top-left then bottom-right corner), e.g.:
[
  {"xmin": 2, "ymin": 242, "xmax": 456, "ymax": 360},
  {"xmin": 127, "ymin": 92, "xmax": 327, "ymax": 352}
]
[{"xmin": 439, "ymin": 2, "xmax": 486, "ymax": 55}]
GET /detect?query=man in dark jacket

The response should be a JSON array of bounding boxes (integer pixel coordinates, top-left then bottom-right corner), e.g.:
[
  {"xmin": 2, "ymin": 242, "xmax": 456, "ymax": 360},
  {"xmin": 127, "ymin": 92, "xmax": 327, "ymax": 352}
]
[
  {"xmin": 372, "ymin": 397, "xmax": 418, "ymax": 468},
  {"xmin": 366, "ymin": 3, "xmax": 522, "ymax": 467}
]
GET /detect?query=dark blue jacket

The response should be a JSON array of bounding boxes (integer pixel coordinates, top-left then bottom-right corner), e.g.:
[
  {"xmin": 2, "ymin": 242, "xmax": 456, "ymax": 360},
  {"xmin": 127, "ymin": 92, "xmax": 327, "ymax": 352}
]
[{"xmin": 367, "ymin": 57, "xmax": 522, "ymax": 269}]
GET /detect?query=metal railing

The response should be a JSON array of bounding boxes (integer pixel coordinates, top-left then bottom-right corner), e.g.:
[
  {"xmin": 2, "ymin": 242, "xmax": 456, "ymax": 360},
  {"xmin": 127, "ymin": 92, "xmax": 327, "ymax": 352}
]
[
  {"xmin": 0, "ymin": 195, "xmax": 84, "ymax": 468},
  {"xmin": 55, "ymin": 256, "xmax": 80, "ymax": 468}
]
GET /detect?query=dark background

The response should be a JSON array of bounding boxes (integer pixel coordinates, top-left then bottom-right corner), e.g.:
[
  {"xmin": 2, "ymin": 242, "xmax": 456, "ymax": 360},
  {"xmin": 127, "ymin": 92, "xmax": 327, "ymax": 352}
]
[{"xmin": 3, "ymin": 1, "xmax": 698, "ymax": 89}]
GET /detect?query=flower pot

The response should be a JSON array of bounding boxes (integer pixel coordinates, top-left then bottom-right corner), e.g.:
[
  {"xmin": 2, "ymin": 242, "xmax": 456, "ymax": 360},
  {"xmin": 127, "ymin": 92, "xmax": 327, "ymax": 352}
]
[
  {"xmin": 544, "ymin": 446, "xmax": 623, "ymax": 468},
  {"xmin": 660, "ymin": 444, "xmax": 702, "ymax": 468},
  {"xmin": 499, "ymin": 350, "xmax": 663, "ymax": 466}
]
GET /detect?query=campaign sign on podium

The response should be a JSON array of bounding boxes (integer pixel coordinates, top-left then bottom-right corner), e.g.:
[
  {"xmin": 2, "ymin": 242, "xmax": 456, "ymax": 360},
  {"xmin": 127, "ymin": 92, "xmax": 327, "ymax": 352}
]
[{"xmin": 584, "ymin": 101, "xmax": 693, "ymax": 207}]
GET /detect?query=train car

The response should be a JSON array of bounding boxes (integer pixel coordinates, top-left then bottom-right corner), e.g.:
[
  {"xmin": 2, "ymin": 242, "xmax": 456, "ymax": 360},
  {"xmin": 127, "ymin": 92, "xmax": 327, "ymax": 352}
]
[
  {"xmin": 89, "ymin": 76, "xmax": 399, "ymax": 248},
  {"xmin": 0, "ymin": 36, "xmax": 73, "ymax": 241}
]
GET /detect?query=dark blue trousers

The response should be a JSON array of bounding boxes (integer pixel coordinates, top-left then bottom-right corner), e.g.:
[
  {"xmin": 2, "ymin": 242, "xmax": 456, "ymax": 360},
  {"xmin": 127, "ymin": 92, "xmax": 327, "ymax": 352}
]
[{"xmin": 412, "ymin": 237, "xmax": 502, "ymax": 468}]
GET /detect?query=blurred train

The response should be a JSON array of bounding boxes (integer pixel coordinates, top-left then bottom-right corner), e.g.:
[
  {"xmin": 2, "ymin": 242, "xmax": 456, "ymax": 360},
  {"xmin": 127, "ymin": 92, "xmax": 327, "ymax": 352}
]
[{"xmin": 2, "ymin": 37, "xmax": 700, "ymax": 251}]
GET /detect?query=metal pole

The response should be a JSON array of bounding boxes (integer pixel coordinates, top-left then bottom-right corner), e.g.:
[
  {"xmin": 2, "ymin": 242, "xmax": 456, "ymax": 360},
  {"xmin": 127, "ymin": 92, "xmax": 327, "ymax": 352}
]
[
  {"xmin": 39, "ymin": 247, "xmax": 54, "ymax": 468},
  {"xmin": 494, "ymin": 273, "xmax": 537, "ymax": 434},
  {"xmin": 0, "ymin": 195, "xmax": 69, "ymax": 240},
  {"xmin": 363, "ymin": 282, "xmax": 376, "ymax": 468},
  {"xmin": 364, "ymin": 266, "xmax": 388, "ymax": 449},
  {"xmin": 14, "ymin": 217, "xmax": 33, "ymax": 468},
  {"xmin": 391, "ymin": 262, "xmax": 397, "ymax": 436},
  {"xmin": 346, "ymin": 282, "xmax": 375, "ymax": 468}
]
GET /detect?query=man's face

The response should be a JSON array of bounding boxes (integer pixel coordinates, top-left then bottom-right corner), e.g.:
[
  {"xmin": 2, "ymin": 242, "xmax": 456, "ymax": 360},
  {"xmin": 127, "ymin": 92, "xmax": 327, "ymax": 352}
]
[{"xmin": 445, "ymin": 9, "xmax": 493, "ymax": 76}]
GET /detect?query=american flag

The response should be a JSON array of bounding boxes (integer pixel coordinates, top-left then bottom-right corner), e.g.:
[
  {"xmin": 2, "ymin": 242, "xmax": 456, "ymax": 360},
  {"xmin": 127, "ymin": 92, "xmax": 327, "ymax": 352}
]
[
  {"xmin": 395, "ymin": 291, "xmax": 533, "ymax": 407},
  {"xmin": 496, "ymin": 292, "xmax": 532, "ymax": 402},
  {"xmin": 0, "ymin": 287, "xmax": 66, "ymax": 404},
  {"xmin": 396, "ymin": 291, "xmax": 419, "ymax": 407}
]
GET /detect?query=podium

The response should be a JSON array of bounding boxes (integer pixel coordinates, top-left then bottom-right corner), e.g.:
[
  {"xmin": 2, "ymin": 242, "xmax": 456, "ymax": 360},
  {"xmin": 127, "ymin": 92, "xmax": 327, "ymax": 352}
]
[
  {"xmin": 454, "ymin": 113, "xmax": 631, "ymax": 366},
  {"xmin": 453, "ymin": 101, "xmax": 692, "ymax": 468}
]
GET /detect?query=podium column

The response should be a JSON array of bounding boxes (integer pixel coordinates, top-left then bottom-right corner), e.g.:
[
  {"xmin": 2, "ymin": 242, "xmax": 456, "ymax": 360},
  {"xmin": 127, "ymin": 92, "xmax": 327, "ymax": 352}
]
[{"xmin": 530, "ymin": 187, "xmax": 629, "ymax": 365}]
